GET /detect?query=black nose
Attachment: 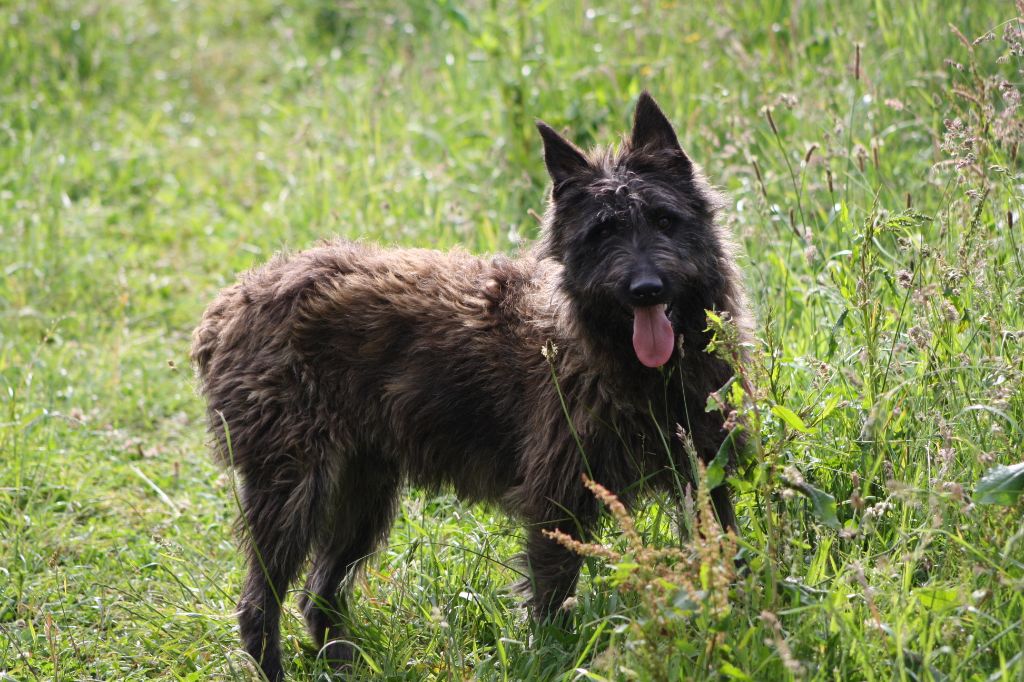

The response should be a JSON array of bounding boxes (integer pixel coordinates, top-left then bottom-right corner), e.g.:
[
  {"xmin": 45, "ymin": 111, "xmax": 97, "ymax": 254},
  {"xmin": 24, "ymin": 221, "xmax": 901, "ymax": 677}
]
[{"xmin": 629, "ymin": 274, "xmax": 664, "ymax": 303}]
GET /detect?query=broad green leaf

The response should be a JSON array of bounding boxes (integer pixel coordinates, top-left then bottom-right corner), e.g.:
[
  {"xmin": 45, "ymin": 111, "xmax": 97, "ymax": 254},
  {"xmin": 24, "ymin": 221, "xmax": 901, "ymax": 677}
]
[
  {"xmin": 610, "ymin": 561, "xmax": 640, "ymax": 585},
  {"xmin": 672, "ymin": 588, "xmax": 701, "ymax": 612},
  {"xmin": 784, "ymin": 477, "xmax": 840, "ymax": 529},
  {"xmin": 826, "ymin": 308, "xmax": 848, "ymax": 359},
  {"xmin": 705, "ymin": 454, "xmax": 727, "ymax": 490},
  {"xmin": 974, "ymin": 462, "xmax": 1024, "ymax": 506},
  {"xmin": 705, "ymin": 426, "xmax": 743, "ymax": 489},
  {"xmin": 729, "ymin": 379, "xmax": 746, "ymax": 406},
  {"xmin": 914, "ymin": 587, "xmax": 960, "ymax": 612},
  {"xmin": 771, "ymin": 404, "xmax": 813, "ymax": 433},
  {"xmin": 705, "ymin": 376, "xmax": 737, "ymax": 414},
  {"xmin": 805, "ymin": 485, "xmax": 840, "ymax": 528},
  {"xmin": 961, "ymin": 404, "xmax": 1021, "ymax": 436},
  {"xmin": 719, "ymin": 662, "xmax": 753, "ymax": 680},
  {"xmin": 815, "ymin": 395, "xmax": 841, "ymax": 425}
]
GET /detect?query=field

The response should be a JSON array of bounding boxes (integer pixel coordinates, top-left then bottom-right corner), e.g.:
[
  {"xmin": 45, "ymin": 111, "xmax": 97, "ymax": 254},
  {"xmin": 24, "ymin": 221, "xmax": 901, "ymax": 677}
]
[{"xmin": 2, "ymin": 1, "xmax": 1023, "ymax": 680}]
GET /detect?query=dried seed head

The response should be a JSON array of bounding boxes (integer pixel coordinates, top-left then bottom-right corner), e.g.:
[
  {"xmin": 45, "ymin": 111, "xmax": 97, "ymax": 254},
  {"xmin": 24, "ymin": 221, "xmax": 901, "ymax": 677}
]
[
  {"xmin": 763, "ymin": 106, "xmax": 779, "ymax": 136},
  {"xmin": 803, "ymin": 143, "xmax": 818, "ymax": 165}
]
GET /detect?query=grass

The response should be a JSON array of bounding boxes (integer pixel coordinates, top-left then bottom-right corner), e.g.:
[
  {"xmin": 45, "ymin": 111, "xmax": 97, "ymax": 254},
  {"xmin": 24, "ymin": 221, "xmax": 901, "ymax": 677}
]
[{"xmin": 1, "ymin": 0, "xmax": 1022, "ymax": 679}]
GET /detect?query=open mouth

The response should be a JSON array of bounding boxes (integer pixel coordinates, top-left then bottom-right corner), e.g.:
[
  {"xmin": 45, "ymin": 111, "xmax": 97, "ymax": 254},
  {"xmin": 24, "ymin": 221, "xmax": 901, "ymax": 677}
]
[{"xmin": 632, "ymin": 303, "xmax": 675, "ymax": 368}]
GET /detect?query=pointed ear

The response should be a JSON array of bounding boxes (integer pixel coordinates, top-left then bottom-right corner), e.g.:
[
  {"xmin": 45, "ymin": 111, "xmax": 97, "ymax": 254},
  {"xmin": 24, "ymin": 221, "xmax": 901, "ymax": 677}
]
[
  {"xmin": 536, "ymin": 121, "xmax": 589, "ymax": 190},
  {"xmin": 631, "ymin": 92, "xmax": 692, "ymax": 172}
]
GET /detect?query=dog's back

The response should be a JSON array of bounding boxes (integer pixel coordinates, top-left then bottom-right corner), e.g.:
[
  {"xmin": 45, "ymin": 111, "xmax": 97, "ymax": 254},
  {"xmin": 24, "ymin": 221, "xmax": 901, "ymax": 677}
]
[{"xmin": 192, "ymin": 240, "xmax": 553, "ymax": 493}]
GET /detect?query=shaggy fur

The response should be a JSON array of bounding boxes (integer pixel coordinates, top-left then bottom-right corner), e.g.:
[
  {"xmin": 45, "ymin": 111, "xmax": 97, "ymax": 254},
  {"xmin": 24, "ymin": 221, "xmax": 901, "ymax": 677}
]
[{"xmin": 192, "ymin": 92, "xmax": 752, "ymax": 681}]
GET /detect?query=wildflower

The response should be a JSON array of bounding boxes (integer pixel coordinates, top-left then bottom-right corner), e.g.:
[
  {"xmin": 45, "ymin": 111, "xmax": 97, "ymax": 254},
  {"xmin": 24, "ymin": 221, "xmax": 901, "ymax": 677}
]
[
  {"xmin": 908, "ymin": 325, "xmax": 933, "ymax": 349},
  {"xmin": 776, "ymin": 93, "xmax": 799, "ymax": 108},
  {"xmin": 882, "ymin": 459, "xmax": 895, "ymax": 484},
  {"xmin": 938, "ymin": 445, "xmax": 956, "ymax": 478},
  {"xmin": 941, "ymin": 118, "xmax": 977, "ymax": 170},
  {"xmin": 782, "ymin": 465, "xmax": 805, "ymax": 486},
  {"xmin": 938, "ymin": 418, "xmax": 953, "ymax": 442},
  {"xmin": 760, "ymin": 611, "xmax": 805, "ymax": 675},
  {"xmin": 804, "ymin": 243, "xmax": 819, "ymax": 264},
  {"xmin": 863, "ymin": 501, "xmax": 893, "ymax": 520},
  {"xmin": 850, "ymin": 487, "xmax": 864, "ymax": 513},
  {"xmin": 942, "ymin": 482, "xmax": 964, "ymax": 502},
  {"xmin": 429, "ymin": 606, "xmax": 449, "ymax": 630}
]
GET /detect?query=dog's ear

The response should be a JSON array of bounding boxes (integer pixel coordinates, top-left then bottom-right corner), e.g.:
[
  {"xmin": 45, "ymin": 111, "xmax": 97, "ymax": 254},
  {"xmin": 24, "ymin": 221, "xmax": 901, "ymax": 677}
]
[
  {"xmin": 536, "ymin": 121, "xmax": 589, "ymax": 192},
  {"xmin": 631, "ymin": 91, "xmax": 693, "ymax": 173}
]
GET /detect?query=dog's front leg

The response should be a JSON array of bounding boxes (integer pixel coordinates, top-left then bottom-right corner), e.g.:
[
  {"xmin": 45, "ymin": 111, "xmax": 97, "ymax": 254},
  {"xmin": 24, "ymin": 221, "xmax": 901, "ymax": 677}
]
[
  {"xmin": 524, "ymin": 523, "xmax": 586, "ymax": 620},
  {"xmin": 522, "ymin": 493, "xmax": 600, "ymax": 621}
]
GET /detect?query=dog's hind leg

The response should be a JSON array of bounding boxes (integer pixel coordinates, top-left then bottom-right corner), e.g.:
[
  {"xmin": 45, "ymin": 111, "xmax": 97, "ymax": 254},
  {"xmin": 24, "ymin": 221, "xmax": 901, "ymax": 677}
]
[
  {"xmin": 236, "ymin": 469, "xmax": 324, "ymax": 682},
  {"xmin": 299, "ymin": 460, "xmax": 400, "ymax": 669},
  {"xmin": 710, "ymin": 485, "xmax": 737, "ymax": 534}
]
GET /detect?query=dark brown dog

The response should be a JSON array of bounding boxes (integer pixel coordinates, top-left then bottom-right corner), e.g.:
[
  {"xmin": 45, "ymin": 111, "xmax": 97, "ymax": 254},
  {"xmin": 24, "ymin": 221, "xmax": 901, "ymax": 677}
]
[{"xmin": 192, "ymin": 92, "xmax": 751, "ymax": 681}]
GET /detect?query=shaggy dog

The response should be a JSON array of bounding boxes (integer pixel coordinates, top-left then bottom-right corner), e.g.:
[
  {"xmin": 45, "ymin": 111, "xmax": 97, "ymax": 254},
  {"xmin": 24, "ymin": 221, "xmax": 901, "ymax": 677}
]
[{"xmin": 192, "ymin": 91, "xmax": 750, "ymax": 680}]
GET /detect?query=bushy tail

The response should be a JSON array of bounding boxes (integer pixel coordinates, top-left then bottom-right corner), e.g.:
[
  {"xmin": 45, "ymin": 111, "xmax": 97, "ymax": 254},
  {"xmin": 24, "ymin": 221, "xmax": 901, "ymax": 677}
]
[{"xmin": 190, "ymin": 286, "xmax": 239, "ymax": 383}]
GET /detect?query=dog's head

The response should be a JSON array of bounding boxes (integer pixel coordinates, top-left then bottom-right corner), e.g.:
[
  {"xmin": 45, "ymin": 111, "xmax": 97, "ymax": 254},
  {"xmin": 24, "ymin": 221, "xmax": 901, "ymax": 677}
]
[{"xmin": 535, "ymin": 92, "xmax": 727, "ymax": 368}]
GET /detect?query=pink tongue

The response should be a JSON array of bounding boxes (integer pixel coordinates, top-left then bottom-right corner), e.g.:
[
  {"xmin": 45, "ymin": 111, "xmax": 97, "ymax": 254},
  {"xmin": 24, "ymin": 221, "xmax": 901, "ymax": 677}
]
[{"xmin": 632, "ymin": 304, "xmax": 675, "ymax": 368}]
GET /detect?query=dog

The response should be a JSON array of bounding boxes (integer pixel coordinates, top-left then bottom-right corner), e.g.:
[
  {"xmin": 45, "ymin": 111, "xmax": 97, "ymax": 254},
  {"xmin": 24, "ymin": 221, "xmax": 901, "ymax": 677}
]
[{"xmin": 191, "ymin": 91, "xmax": 751, "ymax": 681}]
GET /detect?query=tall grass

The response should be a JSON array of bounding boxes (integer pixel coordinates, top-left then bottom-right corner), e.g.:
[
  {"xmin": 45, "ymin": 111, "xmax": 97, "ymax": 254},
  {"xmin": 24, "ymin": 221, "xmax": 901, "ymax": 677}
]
[{"xmin": 1, "ymin": 1, "xmax": 1021, "ymax": 680}]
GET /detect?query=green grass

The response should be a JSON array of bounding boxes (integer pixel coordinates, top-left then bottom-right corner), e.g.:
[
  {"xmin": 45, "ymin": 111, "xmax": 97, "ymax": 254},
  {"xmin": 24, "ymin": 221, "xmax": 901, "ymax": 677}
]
[{"xmin": 2, "ymin": 0, "xmax": 1022, "ymax": 679}]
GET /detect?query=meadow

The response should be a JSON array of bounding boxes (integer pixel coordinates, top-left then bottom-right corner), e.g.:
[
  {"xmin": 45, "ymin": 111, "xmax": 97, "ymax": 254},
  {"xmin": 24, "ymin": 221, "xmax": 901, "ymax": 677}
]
[{"xmin": 1, "ymin": 1, "xmax": 1022, "ymax": 680}]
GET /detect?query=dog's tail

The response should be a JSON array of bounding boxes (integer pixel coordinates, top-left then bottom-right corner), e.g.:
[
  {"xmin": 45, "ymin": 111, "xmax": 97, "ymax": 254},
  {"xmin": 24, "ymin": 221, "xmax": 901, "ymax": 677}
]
[{"xmin": 190, "ymin": 284, "xmax": 240, "ymax": 385}]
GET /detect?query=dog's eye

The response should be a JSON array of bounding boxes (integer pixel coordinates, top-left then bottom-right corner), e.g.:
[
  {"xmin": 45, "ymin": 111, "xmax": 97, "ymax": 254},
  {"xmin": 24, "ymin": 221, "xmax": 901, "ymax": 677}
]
[
  {"xmin": 653, "ymin": 211, "xmax": 680, "ymax": 230},
  {"xmin": 588, "ymin": 220, "xmax": 615, "ymax": 240}
]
